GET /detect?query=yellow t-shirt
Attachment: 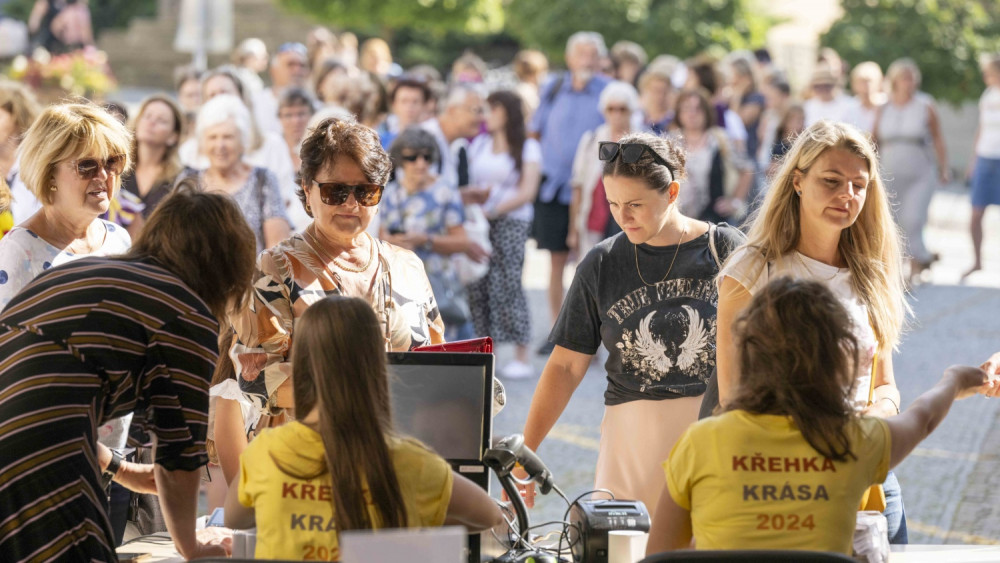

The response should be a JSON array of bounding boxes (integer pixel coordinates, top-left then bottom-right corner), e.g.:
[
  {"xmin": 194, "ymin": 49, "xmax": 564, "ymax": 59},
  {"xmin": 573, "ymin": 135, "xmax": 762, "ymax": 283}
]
[
  {"xmin": 666, "ymin": 410, "xmax": 890, "ymax": 554},
  {"xmin": 237, "ymin": 421, "xmax": 454, "ymax": 561}
]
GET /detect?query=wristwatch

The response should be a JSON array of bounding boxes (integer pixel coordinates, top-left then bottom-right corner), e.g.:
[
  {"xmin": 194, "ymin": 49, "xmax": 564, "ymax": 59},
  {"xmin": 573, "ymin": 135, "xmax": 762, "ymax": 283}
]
[{"xmin": 102, "ymin": 449, "xmax": 124, "ymax": 489}]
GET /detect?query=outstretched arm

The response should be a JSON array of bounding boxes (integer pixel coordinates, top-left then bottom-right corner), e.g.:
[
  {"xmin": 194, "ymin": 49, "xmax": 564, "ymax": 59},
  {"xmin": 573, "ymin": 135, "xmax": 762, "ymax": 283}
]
[{"xmin": 886, "ymin": 365, "xmax": 988, "ymax": 468}]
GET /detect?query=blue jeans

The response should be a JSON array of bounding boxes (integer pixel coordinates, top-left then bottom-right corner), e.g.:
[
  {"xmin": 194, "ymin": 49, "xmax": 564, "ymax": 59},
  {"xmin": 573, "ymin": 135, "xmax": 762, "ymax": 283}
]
[
  {"xmin": 883, "ymin": 470, "xmax": 908, "ymax": 544},
  {"xmin": 445, "ymin": 320, "xmax": 477, "ymax": 343}
]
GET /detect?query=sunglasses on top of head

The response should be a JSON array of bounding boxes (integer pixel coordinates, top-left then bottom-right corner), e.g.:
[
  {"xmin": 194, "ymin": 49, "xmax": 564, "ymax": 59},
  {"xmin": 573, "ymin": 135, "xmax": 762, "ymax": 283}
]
[
  {"xmin": 313, "ymin": 181, "xmax": 384, "ymax": 207},
  {"xmin": 598, "ymin": 142, "xmax": 674, "ymax": 183},
  {"xmin": 73, "ymin": 155, "xmax": 126, "ymax": 180}
]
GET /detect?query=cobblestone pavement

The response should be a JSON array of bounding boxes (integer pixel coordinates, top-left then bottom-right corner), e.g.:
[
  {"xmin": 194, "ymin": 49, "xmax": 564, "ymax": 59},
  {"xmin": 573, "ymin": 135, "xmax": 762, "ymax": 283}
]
[{"xmin": 492, "ymin": 187, "xmax": 1000, "ymax": 542}]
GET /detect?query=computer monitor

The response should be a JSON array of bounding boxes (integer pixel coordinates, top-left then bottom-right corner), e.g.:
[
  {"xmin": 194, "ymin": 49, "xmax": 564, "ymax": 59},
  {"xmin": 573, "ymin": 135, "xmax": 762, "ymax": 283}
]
[
  {"xmin": 387, "ymin": 351, "xmax": 493, "ymax": 472},
  {"xmin": 387, "ymin": 352, "xmax": 495, "ymax": 563}
]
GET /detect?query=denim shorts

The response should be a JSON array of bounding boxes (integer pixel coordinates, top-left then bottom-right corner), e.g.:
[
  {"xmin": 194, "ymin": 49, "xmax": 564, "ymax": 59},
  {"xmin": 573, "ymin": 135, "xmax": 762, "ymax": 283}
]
[{"xmin": 972, "ymin": 156, "xmax": 1000, "ymax": 208}]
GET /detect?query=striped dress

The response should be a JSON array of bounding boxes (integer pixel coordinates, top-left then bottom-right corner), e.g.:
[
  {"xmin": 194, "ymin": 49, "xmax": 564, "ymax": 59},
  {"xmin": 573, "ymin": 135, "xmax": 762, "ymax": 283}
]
[{"xmin": 0, "ymin": 258, "xmax": 219, "ymax": 562}]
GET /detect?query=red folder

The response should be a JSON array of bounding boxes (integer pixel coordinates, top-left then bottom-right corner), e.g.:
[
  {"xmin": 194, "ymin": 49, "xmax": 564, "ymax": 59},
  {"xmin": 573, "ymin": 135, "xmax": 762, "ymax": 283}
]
[{"xmin": 412, "ymin": 337, "xmax": 493, "ymax": 353}]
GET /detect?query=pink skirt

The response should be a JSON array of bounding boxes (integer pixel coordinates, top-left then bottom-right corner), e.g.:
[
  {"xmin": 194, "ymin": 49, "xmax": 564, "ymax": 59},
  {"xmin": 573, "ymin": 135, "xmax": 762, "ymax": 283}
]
[{"xmin": 594, "ymin": 396, "xmax": 702, "ymax": 524}]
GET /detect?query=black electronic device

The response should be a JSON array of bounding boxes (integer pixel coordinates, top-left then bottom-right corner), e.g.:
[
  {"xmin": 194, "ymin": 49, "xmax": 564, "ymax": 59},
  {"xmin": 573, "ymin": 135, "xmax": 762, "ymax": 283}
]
[
  {"xmin": 387, "ymin": 352, "xmax": 494, "ymax": 563},
  {"xmin": 568, "ymin": 499, "xmax": 651, "ymax": 563},
  {"xmin": 492, "ymin": 550, "xmax": 560, "ymax": 563}
]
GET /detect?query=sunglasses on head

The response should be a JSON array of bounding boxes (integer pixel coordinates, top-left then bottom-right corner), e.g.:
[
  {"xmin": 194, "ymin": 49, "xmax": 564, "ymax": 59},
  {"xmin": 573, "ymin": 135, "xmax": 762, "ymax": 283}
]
[
  {"xmin": 73, "ymin": 155, "xmax": 126, "ymax": 180},
  {"xmin": 313, "ymin": 181, "xmax": 384, "ymax": 207},
  {"xmin": 401, "ymin": 152, "xmax": 433, "ymax": 163},
  {"xmin": 598, "ymin": 142, "xmax": 674, "ymax": 183}
]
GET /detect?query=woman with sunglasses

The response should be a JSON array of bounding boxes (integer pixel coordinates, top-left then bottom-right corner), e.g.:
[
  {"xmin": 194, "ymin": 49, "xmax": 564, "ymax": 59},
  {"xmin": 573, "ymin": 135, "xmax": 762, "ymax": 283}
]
[
  {"xmin": 568, "ymin": 80, "xmax": 639, "ymax": 259},
  {"xmin": 229, "ymin": 118, "xmax": 450, "ymax": 415},
  {"xmin": 0, "ymin": 102, "xmax": 145, "ymax": 543},
  {"xmin": 380, "ymin": 127, "xmax": 471, "ymax": 337},
  {"xmin": 516, "ymin": 132, "xmax": 744, "ymax": 523}
]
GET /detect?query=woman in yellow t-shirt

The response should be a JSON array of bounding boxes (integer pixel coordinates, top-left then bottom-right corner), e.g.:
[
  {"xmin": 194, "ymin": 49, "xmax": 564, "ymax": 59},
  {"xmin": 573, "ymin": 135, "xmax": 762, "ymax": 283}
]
[
  {"xmin": 646, "ymin": 278, "xmax": 988, "ymax": 556},
  {"xmin": 224, "ymin": 296, "xmax": 503, "ymax": 561}
]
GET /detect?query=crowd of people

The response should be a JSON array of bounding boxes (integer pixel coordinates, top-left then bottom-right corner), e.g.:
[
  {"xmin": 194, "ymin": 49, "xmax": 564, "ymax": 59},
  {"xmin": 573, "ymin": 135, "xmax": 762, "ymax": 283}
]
[{"xmin": 0, "ymin": 20, "xmax": 999, "ymax": 562}]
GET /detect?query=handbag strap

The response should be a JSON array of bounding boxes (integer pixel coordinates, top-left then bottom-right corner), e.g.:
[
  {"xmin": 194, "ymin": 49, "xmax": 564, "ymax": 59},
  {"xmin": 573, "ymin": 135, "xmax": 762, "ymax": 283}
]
[
  {"xmin": 866, "ymin": 350, "xmax": 879, "ymax": 405},
  {"xmin": 708, "ymin": 222, "xmax": 720, "ymax": 269}
]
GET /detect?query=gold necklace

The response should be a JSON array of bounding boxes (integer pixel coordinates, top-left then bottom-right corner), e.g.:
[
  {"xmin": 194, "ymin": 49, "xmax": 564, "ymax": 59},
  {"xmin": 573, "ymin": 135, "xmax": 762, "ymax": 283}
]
[
  {"xmin": 306, "ymin": 229, "xmax": 376, "ymax": 274},
  {"xmin": 635, "ymin": 223, "xmax": 688, "ymax": 287},
  {"xmin": 794, "ymin": 251, "xmax": 840, "ymax": 281},
  {"xmin": 331, "ymin": 232, "xmax": 376, "ymax": 273}
]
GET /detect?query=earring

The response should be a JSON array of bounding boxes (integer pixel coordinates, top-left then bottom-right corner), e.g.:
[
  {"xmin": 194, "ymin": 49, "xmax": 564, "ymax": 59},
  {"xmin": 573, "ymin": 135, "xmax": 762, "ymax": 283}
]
[
  {"xmin": 50, "ymin": 186, "xmax": 57, "ymax": 192},
  {"xmin": 796, "ymin": 191, "xmax": 802, "ymax": 196},
  {"xmin": 305, "ymin": 203, "xmax": 312, "ymax": 214}
]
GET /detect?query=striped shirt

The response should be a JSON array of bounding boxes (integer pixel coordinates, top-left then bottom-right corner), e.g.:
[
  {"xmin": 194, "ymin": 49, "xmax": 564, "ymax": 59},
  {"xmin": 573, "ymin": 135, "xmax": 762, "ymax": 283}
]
[{"xmin": 0, "ymin": 258, "xmax": 219, "ymax": 562}]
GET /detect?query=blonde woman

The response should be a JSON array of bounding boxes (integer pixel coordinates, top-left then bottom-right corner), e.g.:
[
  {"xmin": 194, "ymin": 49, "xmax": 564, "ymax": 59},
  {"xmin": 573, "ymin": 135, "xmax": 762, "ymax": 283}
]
[
  {"xmin": 874, "ymin": 58, "xmax": 948, "ymax": 280},
  {"xmin": 713, "ymin": 120, "xmax": 910, "ymax": 543},
  {"xmin": 121, "ymin": 94, "xmax": 185, "ymax": 230}
]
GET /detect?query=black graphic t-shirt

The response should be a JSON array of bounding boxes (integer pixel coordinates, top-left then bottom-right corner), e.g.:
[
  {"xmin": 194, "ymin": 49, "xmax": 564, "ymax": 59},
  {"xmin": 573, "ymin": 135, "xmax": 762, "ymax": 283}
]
[{"xmin": 550, "ymin": 223, "xmax": 744, "ymax": 405}]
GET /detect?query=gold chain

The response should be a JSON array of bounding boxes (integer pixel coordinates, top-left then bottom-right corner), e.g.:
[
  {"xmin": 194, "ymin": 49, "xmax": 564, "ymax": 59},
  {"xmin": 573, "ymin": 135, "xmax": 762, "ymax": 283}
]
[{"xmin": 635, "ymin": 223, "xmax": 688, "ymax": 287}]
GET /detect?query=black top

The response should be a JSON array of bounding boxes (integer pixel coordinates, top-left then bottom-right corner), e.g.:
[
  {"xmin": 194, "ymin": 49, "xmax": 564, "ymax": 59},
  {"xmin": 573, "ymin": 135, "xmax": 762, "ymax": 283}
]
[
  {"xmin": 549, "ymin": 223, "xmax": 744, "ymax": 405},
  {"xmin": 121, "ymin": 168, "xmax": 184, "ymax": 219}
]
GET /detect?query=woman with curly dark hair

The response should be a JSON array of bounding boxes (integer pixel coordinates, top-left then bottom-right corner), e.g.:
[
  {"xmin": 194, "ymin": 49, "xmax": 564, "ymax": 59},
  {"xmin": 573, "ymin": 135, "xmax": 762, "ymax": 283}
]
[
  {"xmin": 646, "ymin": 278, "xmax": 987, "ymax": 555},
  {"xmin": 467, "ymin": 90, "xmax": 540, "ymax": 379}
]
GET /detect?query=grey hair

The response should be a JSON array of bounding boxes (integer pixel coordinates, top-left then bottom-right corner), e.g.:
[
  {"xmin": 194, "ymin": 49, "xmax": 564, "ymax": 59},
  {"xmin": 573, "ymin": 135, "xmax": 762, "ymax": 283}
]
[
  {"xmin": 566, "ymin": 31, "xmax": 607, "ymax": 58},
  {"xmin": 599, "ymin": 80, "xmax": 640, "ymax": 113},
  {"xmin": 885, "ymin": 58, "xmax": 922, "ymax": 91},
  {"xmin": 196, "ymin": 94, "xmax": 252, "ymax": 152},
  {"xmin": 388, "ymin": 126, "xmax": 440, "ymax": 166},
  {"xmin": 441, "ymin": 83, "xmax": 484, "ymax": 110}
]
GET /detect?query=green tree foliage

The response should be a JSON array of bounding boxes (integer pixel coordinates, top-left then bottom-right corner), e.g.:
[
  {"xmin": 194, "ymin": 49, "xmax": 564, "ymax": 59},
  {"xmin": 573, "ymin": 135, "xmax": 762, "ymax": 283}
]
[
  {"xmin": 505, "ymin": 0, "xmax": 772, "ymax": 67},
  {"xmin": 822, "ymin": 0, "xmax": 1000, "ymax": 104},
  {"xmin": 282, "ymin": 0, "xmax": 505, "ymax": 39}
]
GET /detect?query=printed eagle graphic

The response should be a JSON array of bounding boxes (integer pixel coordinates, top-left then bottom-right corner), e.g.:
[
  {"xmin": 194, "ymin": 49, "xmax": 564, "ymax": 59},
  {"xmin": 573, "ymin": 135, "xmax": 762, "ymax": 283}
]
[{"xmin": 633, "ymin": 305, "xmax": 708, "ymax": 373}]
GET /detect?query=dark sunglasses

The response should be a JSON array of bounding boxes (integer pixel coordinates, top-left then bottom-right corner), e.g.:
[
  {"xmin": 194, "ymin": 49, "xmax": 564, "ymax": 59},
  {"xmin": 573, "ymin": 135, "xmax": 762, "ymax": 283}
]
[
  {"xmin": 73, "ymin": 155, "xmax": 126, "ymax": 180},
  {"xmin": 314, "ymin": 181, "xmax": 384, "ymax": 207},
  {"xmin": 598, "ymin": 142, "xmax": 674, "ymax": 183},
  {"xmin": 401, "ymin": 152, "xmax": 433, "ymax": 163}
]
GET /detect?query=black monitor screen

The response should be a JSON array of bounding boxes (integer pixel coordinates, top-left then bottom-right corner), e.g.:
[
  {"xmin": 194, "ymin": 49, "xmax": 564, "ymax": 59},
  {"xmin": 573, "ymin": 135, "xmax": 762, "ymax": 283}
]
[{"xmin": 387, "ymin": 353, "xmax": 493, "ymax": 462}]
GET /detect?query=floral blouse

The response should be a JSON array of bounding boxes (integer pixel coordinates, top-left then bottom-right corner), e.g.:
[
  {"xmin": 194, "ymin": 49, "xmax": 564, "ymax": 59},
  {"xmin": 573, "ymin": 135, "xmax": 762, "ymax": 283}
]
[{"xmin": 229, "ymin": 231, "xmax": 445, "ymax": 408}]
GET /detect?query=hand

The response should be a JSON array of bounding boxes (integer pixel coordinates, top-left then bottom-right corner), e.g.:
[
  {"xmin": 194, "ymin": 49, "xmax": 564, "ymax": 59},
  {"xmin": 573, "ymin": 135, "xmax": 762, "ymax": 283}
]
[
  {"xmin": 713, "ymin": 197, "xmax": 745, "ymax": 219},
  {"xmin": 981, "ymin": 351, "xmax": 1000, "ymax": 376},
  {"xmin": 461, "ymin": 186, "xmax": 491, "ymax": 205},
  {"xmin": 465, "ymin": 241, "xmax": 491, "ymax": 263},
  {"xmin": 115, "ymin": 461, "xmax": 157, "ymax": 495},
  {"xmin": 939, "ymin": 167, "xmax": 952, "ymax": 186},
  {"xmin": 181, "ymin": 541, "xmax": 231, "ymax": 561},
  {"xmin": 501, "ymin": 466, "xmax": 537, "ymax": 508},
  {"xmin": 944, "ymin": 365, "xmax": 989, "ymax": 399},
  {"xmin": 385, "ymin": 232, "xmax": 424, "ymax": 250},
  {"xmin": 566, "ymin": 228, "xmax": 579, "ymax": 252}
]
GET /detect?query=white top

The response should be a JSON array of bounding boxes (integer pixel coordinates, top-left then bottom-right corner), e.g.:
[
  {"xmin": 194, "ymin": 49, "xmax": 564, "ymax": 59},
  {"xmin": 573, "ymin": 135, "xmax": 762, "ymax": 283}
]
[
  {"xmin": 804, "ymin": 95, "xmax": 853, "ymax": 126},
  {"xmin": 719, "ymin": 247, "xmax": 879, "ymax": 408},
  {"xmin": 207, "ymin": 378, "xmax": 262, "ymax": 442},
  {"xmin": 0, "ymin": 219, "xmax": 134, "ymax": 450},
  {"xmin": 253, "ymin": 87, "xmax": 282, "ymax": 138},
  {"xmin": 977, "ymin": 86, "xmax": 1000, "ymax": 158},
  {"xmin": 468, "ymin": 134, "xmax": 541, "ymax": 223},
  {"xmin": 6, "ymin": 160, "xmax": 41, "ymax": 225},
  {"xmin": 843, "ymin": 97, "xmax": 882, "ymax": 134}
]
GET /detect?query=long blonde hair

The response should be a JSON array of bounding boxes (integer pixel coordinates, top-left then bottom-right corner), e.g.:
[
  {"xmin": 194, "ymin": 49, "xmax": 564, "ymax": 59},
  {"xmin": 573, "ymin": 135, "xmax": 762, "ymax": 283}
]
[{"xmin": 738, "ymin": 120, "xmax": 908, "ymax": 350}]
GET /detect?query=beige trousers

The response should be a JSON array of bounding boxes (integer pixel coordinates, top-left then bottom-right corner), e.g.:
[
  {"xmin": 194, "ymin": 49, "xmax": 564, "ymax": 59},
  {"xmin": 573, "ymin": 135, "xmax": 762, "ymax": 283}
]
[{"xmin": 594, "ymin": 396, "xmax": 702, "ymax": 524}]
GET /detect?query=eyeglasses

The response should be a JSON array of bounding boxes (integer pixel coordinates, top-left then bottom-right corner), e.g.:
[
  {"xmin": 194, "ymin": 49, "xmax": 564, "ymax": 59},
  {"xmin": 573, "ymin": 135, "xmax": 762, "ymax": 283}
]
[
  {"xmin": 314, "ymin": 181, "xmax": 384, "ymax": 206},
  {"xmin": 605, "ymin": 106, "xmax": 631, "ymax": 113},
  {"xmin": 400, "ymin": 152, "xmax": 433, "ymax": 163},
  {"xmin": 598, "ymin": 142, "xmax": 674, "ymax": 183},
  {"xmin": 73, "ymin": 155, "xmax": 126, "ymax": 180}
]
